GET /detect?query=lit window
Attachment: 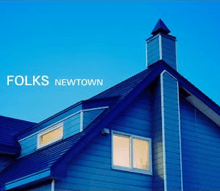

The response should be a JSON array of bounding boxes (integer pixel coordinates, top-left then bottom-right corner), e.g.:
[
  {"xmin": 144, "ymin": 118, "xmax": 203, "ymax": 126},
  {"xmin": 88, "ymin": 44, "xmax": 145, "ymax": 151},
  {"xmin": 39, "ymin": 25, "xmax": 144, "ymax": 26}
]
[
  {"xmin": 112, "ymin": 131, "xmax": 152, "ymax": 174},
  {"xmin": 38, "ymin": 123, "xmax": 63, "ymax": 148},
  {"xmin": 113, "ymin": 134, "xmax": 130, "ymax": 167}
]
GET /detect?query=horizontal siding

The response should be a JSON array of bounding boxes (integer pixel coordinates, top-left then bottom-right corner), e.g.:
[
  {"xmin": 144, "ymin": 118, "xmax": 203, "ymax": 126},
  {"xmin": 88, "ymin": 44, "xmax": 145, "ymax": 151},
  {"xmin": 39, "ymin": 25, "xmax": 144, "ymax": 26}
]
[
  {"xmin": 19, "ymin": 109, "xmax": 105, "ymax": 157},
  {"xmin": 162, "ymin": 72, "xmax": 182, "ymax": 190},
  {"xmin": 20, "ymin": 113, "xmax": 80, "ymax": 157},
  {"xmin": 63, "ymin": 113, "xmax": 80, "ymax": 139},
  {"xmin": 56, "ymin": 88, "xmax": 153, "ymax": 190},
  {"xmin": 20, "ymin": 134, "xmax": 37, "ymax": 157},
  {"xmin": 152, "ymin": 79, "xmax": 164, "ymax": 191},
  {"xmin": 161, "ymin": 36, "xmax": 176, "ymax": 69},
  {"xmin": 147, "ymin": 36, "xmax": 160, "ymax": 66},
  {"xmin": 181, "ymin": 97, "xmax": 220, "ymax": 190}
]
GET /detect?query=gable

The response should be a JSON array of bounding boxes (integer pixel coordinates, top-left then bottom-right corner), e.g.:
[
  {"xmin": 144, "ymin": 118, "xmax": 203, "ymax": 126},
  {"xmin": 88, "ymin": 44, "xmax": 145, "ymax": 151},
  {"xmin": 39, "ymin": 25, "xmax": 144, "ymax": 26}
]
[
  {"xmin": 55, "ymin": 88, "xmax": 154, "ymax": 190},
  {"xmin": 182, "ymin": 88, "xmax": 220, "ymax": 126},
  {"xmin": 180, "ymin": 97, "xmax": 220, "ymax": 190},
  {"xmin": 0, "ymin": 61, "xmax": 219, "ymax": 190}
]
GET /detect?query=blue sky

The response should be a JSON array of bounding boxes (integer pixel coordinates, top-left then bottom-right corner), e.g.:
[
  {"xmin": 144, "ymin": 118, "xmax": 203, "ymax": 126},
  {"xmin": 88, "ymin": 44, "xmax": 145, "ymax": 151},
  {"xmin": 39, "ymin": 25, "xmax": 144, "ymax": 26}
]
[{"xmin": 1, "ymin": 1, "xmax": 220, "ymax": 122}]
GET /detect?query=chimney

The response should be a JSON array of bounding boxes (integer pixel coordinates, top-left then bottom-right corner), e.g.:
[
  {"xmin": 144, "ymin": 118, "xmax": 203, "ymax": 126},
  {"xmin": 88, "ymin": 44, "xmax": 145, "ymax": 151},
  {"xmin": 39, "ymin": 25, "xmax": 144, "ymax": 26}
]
[{"xmin": 146, "ymin": 19, "xmax": 177, "ymax": 70}]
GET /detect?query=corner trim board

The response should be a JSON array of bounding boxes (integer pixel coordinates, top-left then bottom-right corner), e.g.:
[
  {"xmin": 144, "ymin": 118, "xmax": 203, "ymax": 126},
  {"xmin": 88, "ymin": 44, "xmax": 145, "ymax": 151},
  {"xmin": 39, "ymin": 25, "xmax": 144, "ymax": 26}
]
[
  {"xmin": 159, "ymin": 34, "xmax": 162, "ymax": 60},
  {"xmin": 161, "ymin": 70, "xmax": 183, "ymax": 191},
  {"xmin": 160, "ymin": 71, "xmax": 167, "ymax": 191},
  {"xmin": 51, "ymin": 179, "xmax": 55, "ymax": 191}
]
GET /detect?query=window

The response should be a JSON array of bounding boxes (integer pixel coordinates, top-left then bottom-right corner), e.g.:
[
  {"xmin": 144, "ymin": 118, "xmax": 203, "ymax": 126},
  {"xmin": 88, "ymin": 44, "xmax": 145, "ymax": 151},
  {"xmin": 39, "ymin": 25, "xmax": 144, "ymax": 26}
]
[
  {"xmin": 37, "ymin": 123, "xmax": 63, "ymax": 148},
  {"xmin": 112, "ymin": 131, "xmax": 152, "ymax": 175}
]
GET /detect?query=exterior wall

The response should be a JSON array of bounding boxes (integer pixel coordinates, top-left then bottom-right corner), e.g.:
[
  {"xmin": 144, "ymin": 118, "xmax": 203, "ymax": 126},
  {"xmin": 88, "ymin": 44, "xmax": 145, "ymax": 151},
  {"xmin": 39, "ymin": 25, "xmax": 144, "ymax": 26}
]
[
  {"xmin": 63, "ymin": 113, "xmax": 80, "ymax": 139},
  {"xmin": 19, "ymin": 112, "xmax": 80, "ymax": 157},
  {"xmin": 55, "ymin": 88, "xmax": 153, "ymax": 190},
  {"xmin": 83, "ymin": 109, "xmax": 105, "ymax": 130},
  {"xmin": 161, "ymin": 36, "xmax": 176, "ymax": 69},
  {"xmin": 147, "ymin": 35, "xmax": 160, "ymax": 66},
  {"xmin": 0, "ymin": 155, "xmax": 13, "ymax": 172},
  {"xmin": 152, "ymin": 79, "xmax": 164, "ymax": 190},
  {"xmin": 20, "ymin": 134, "xmax": 38, "ymax": 157},
  {"xmin": 180, "ymin": 97, "xmax": 220, "ymax": 190},
  {"xmin": 161, "ymin": 72, "xmax": 182, "ymax": 190},
  {"xmin": 19, "ymin": 109, "xmax": 104, "ymax": 157}
]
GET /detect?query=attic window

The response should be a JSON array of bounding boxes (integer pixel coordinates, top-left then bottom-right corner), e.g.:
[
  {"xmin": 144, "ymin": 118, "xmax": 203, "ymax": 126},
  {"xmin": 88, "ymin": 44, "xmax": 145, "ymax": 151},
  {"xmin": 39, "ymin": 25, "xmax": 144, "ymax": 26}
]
[
  {"xmin": 112, "ymin": 131, "xmax": 152, "ymax": 175},
  {"xmin": 37, "ymin": 123, "xmax": 63, "ymax": 149}
]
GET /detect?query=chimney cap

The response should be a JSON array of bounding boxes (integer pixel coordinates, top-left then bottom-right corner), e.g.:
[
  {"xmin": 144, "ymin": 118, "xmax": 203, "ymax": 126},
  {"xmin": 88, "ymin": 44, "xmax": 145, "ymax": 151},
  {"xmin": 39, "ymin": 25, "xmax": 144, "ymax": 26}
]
[{"xmin": 151, "ymin": 19, "xmax": 171, "ymax": 35}]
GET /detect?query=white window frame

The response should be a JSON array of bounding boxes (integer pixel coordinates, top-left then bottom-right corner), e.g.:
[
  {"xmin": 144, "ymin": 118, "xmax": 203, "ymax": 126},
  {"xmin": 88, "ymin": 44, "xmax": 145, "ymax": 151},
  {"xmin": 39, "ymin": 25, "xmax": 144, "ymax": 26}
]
[
  {"xmin": 37, "ymin": 122, "xmax": 63, "ymax": 149},
  {"xmin": 112, "ymin": 130, "xmax": 152, "ymax": 175}
]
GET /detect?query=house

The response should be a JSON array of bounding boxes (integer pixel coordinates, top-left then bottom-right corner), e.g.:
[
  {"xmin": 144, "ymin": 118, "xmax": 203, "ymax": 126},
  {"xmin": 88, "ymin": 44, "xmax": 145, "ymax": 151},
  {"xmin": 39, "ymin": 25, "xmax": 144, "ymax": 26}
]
[{"xmin": 0, "ymin": 19, "xmax": 220, "ymax": 191}]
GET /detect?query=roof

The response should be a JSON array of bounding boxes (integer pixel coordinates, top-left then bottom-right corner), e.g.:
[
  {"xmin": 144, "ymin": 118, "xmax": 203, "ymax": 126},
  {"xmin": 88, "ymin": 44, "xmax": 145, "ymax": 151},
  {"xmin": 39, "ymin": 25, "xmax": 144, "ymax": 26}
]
[
  {"xmin": 0, "ymin": 61, "xmax": 161, "ymax": 189},
  {"xmin": 0, "ymin": 133, "xmax": 81, "ymax": 187},
  {"xmin": 0, "ymin": 116, "xmax": 36, "ymax": 155},
  {"xmin": 151, "ymin": 18, "xmax": 171, "ymax": 35},
  {"xmin": 0, "ymin": 60, "xmax": 219, "ymax": 189}
]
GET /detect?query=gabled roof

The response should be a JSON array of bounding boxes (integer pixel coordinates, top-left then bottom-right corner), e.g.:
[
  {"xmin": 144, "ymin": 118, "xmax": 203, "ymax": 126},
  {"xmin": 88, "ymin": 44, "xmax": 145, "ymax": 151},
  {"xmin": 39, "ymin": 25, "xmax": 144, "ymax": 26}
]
[
  {"xmin": 0, "ymin": 116, "xmax": 36, "ymax": 155},
  {"xmin": 17, "ymin": 98, "xmax": 116, "ymax": 140},
  {"xmin": 0, "ymin": 60, "xmax": 219, "ymax": 190},
  {"xmin": 0, "ymin": 61, "xmax": 162, "ymax": 189}
]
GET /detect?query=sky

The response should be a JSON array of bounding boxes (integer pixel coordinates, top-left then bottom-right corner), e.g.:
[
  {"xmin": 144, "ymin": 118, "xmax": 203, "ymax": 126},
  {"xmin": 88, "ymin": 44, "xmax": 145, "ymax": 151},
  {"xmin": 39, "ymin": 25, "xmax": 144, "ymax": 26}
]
[{"xmin": 0, "ymin": 1, "xmax": 220, "ymax": 122}]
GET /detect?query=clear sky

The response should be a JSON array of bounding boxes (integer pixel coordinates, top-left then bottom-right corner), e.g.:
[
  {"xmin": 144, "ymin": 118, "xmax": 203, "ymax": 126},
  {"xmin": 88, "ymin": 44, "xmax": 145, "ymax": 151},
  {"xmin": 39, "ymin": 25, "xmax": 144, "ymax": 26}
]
[{"xmin": 1, "ymin": 1, "xmax": 220, "ymax": 122}]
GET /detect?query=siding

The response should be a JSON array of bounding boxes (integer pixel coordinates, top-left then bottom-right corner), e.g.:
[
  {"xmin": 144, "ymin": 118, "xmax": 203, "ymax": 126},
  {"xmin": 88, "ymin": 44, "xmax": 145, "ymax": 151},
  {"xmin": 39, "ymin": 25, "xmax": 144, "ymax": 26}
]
[
  {"xmin": 152, "ymin": 79, "xmax": 164, "ymax": 191},
  {"xmin": 19, "ymin": 112, "xmax": 80, "ymax": 157},
  {"xmin": 161, "ymin": 72, "xmax": 182, "ymax": 190},
  {"xmin": 181, "ymin": 97, "xmax": 220, "ymax": 190},
  {"xmin": 20, "ymin": 134, "xmax": 38, "ymax": 157},
  {"xmin": 161, "ymin": 36, "xmax": 176, "ymax": 70},
  {"xmin": 63, "ymin": 113, "xmax": 80, "ymax": 139},
  {"xmin": 83, "ymin": 109, "xmax": 105, "ymax": 130},
  {"xmin": 0, "ymin": 155, "xmax": 13, "ymax": 172},
  {"xmin": 55, "ymin": 88, "xmax": 153, "ymax": 190},
  {"xmin": 147, "ymin": 36, "xmax": 160, "ymax": 66},
  {"xmin": 19, "ymin": 109, "xmax": 105, "ymax": 157}
]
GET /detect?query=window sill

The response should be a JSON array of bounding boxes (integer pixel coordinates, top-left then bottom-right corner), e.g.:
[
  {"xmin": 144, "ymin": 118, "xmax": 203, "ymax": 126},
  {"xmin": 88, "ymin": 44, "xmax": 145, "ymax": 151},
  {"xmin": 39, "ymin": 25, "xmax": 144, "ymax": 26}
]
[{"xmin": 112, "ymin": 165, "xmax": 153, "ymax": 175}]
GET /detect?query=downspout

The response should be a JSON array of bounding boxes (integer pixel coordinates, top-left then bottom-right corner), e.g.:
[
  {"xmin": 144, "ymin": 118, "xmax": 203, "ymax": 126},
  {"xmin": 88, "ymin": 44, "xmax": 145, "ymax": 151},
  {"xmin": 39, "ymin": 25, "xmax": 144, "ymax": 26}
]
[{"xmin": 51, "ymin": 180, "xmax": 55, "ymax": 191}]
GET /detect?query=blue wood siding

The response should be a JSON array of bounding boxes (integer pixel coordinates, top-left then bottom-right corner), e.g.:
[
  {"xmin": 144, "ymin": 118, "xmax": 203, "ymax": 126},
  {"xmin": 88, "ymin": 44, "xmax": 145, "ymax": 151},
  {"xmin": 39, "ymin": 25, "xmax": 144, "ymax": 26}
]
[
  {"xmin": 83, "ymin": 109, "xmax": 105, "ymax": 129},
  {"xmin": 161, "ymin": 36, "xmax": 176, "ymax": 69},
  {"xmin": 55, "ymin": 89, "xmax": 153, "ymax": 190},
  {"xmin": 20, "ymin": 113, "xmax": 80, "ymax": 157},
  {"xmin": 63, "ymin": 113, "xmax": 80, "ymax": 139},
  {"xmin": 147, "ymin": 36, "xmax": 160, "ymax": 66},
  {"xmin": 162, "ymin": 72, "xmax": 182, "ymax": 190},
  {"xmin": 0, "ymin": 155, "xmax": 13, "ymax": 172},
  {"xmin": 180, "ymin": 97, "xmax": 220, "ymax": 190},
  {"xmin": 20, "ymin": 134, "xmax": 37, "ymax": 157},
  {"xmin": 152, "ymin": 79, "xmax": 164, "ymax": 191},
  {"xmin": 19, "ymin": 109, "xmax": 104, "ymax": 157}
]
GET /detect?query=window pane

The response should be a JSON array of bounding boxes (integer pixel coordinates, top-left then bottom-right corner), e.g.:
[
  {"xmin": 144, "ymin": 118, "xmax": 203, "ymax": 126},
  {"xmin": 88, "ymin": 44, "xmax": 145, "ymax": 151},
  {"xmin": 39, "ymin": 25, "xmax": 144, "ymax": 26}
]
[
  {"xmin": 40, "ymin": 126, "xmax": 63, "ymax": 147},
  {"xmin": 133, "ymin": 138, "xmax": 149, "ymax": 170},
  {"xmin": 113, "ymin": 134, "xmax": 130, "ymax": 168}
]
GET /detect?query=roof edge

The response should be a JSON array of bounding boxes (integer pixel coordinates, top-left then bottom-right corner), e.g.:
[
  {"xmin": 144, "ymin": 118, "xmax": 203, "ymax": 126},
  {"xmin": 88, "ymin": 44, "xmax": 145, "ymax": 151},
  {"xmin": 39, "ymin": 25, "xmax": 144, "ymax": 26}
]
[
  {"xmin": 4, "ymin": 169, "xmax": 51, "ymax": 190},
  {"xmin": 0, "ymin": 144, "xmax": 20, "ymax": 156},
  {"xmin": 50, "ymin": 61, "xmax": 164, "ymax": 176}
]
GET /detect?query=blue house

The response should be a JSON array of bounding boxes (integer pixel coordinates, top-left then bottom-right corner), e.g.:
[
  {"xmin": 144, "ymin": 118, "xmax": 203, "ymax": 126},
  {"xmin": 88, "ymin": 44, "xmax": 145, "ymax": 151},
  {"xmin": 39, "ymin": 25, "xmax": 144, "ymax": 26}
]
[{"xmin": 0, "ymin": 19, "xmax": 220, "ymax": 191}]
